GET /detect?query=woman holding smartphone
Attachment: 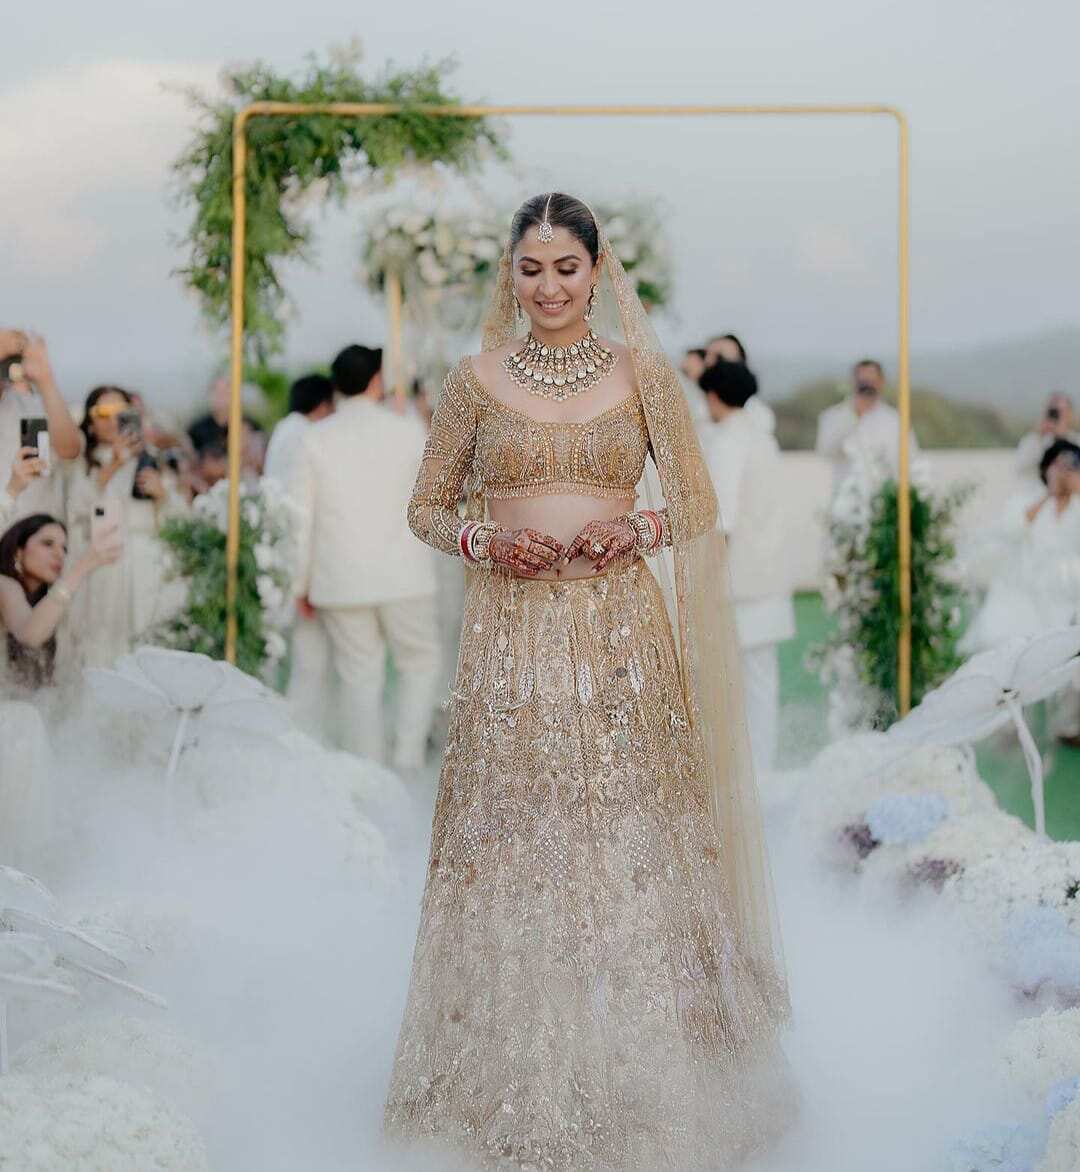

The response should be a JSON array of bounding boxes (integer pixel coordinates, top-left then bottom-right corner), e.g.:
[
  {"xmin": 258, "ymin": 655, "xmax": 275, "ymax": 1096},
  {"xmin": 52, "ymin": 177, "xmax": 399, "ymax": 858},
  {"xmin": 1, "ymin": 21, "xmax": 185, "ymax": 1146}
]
[
  {"xmin": 64, "ymin": 385, "xmax": 189, "ymax": 668},
  {"xmin": 0, "ymin": 513, "xmax": 120, "ymax": 865}
]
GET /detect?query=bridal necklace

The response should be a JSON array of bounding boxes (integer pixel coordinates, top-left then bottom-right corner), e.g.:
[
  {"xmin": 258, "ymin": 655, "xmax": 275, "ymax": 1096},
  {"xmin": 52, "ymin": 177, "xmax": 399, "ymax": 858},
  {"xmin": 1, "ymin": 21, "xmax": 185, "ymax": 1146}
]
[{"xmin": 503, "ymin": 330, "xmax": 618, "ymax": 401}]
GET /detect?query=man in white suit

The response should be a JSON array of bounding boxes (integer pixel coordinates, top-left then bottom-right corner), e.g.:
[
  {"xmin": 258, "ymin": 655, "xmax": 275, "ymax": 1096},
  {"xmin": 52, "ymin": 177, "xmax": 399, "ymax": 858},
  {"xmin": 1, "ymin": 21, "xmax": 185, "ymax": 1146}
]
[
  {"xmin": 815, "ymin": 358, "xmax": 919, "ymax": 493},
  {"xmin": 698, "ymin": 360, "xmax": 796, "ymax": 774},
  {"xmin": 291, "ymin": 345, "xmax": 439, "ymax": 773}
]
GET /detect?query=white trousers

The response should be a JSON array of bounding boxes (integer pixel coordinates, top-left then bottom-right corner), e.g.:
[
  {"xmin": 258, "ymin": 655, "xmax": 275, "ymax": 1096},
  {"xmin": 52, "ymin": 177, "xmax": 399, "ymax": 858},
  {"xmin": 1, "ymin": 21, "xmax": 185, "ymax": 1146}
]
[
  {"xmin": 319, "ymin": 595, "xmax": 440, "ymax": 771},
  {"xmin": 286, "ymin": 611, "xmax": 337, "ymax": 742},
  {"xmin": 740, "ymin": 643, "xmax": 780, "ymax": 775}
]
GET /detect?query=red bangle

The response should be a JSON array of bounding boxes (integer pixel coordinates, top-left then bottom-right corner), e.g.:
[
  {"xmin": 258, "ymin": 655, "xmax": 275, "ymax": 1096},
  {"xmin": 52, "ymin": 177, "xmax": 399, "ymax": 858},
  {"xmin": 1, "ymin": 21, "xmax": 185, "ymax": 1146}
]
[
  {"xmin": 459, "ymin": 523, "xmax": 476, "ymax": 561},
  {"xmin": 642, "ymin": 509, "xmax": 661, "ymax": 551}
]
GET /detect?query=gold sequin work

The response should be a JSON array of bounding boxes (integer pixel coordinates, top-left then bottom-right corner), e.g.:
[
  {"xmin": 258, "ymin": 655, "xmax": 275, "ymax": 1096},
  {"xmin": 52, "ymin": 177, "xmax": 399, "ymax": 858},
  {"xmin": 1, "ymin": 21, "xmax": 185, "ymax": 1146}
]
[
  {"xmin": 469, "ymin": 358, "xmax": 649, "ymax": 501},
  {"xmin": 383, "ymin": 561, "xmax": 796, "ymax": 1170}
]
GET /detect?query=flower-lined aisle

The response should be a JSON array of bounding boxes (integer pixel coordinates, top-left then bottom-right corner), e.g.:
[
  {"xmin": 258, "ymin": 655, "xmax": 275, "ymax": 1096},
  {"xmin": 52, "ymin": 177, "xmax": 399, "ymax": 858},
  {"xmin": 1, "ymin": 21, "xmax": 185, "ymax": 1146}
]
[{"xmin": 772, "ymin": 723, "xmax": 1080, "ymax": 1171}]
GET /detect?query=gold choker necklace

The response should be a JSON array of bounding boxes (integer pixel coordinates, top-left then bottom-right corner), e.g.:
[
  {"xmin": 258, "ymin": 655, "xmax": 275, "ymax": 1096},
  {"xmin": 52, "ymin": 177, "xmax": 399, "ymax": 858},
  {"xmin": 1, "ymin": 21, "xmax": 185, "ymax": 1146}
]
[{"xmin": 503, "ymin": 330, "xmax": 618, "ymax": 401}]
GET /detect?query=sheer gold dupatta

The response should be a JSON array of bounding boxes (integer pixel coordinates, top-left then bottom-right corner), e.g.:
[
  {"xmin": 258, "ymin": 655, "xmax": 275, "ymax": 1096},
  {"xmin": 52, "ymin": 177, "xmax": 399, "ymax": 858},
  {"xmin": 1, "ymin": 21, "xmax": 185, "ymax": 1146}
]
[{"xmin": 483, "ymin": 232, "xmax": 791, "ymax": 1026}]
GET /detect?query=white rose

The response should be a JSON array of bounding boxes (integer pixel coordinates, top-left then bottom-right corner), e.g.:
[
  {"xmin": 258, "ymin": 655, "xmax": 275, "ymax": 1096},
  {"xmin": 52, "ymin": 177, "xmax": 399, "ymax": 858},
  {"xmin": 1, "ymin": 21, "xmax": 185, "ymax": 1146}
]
[
  {"xmin": 385, "ymin": 208, "xmax": 407, "ymax": 229},
  {"xmin": 605, "ymin": 216, "xmax": 629, "ymax": 239},
  {"xmin": 433, "ymin": 224, "xmax": 455, "ymax": 259},
  {"xmin": 470, "ymin": 237, "xmax": 501, "ymax": 262},
  {"xmin": 616, "ymin": 240, "xmax": 639, "ymax": 265},
  {"xmin": 402, "ymin": 212, "xmax": 428, "ymax": 235},
  {"xmin": 265, "ymin": 630, "xmax": 287, "ymax": 661},
  {"xmin": 417, "ymin": 250, "xmax": 448, "ymax": 286},
  {"xmin": 254, "ymin": 543, "xmax": 275, "ymax": 571}
]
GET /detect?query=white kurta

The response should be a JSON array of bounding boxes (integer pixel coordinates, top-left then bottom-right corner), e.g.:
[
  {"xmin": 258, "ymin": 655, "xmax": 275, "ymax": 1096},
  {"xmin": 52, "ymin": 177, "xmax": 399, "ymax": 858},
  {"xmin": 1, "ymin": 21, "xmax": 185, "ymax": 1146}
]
[
  {"xmin": 64, "ymin": 452, "xmax": 189, "ymax": 670},
  {"xmin": 962, "ymin": 494, "xmax": 1080, "ymax": 654},
  {"xmin": 700, "ymin": 411, "xmax": 796, "ymax": 772},
  {"xmin": 815, "ymin": 399, "xmax": 920, "ymax": 493},
  {"xmin": 263, "ymin": 411, "xmax": 311, "ymax": 490}
]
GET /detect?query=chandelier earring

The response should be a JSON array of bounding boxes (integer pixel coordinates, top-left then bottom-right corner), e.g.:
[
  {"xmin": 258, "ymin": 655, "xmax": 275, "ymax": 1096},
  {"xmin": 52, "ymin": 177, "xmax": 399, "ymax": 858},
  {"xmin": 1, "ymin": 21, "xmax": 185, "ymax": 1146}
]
[
  {"xmin": 513, "ymin": 293, "xmax": 523, "ymax": 322},
  {"xmin": 584, "ymin": 283, "xmax": 599, "ymax": 323}
]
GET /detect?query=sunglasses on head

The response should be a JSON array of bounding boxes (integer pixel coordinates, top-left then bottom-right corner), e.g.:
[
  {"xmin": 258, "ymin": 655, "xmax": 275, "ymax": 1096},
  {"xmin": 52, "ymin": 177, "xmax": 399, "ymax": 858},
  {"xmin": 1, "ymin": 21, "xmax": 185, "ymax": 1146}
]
[{"xmin": 89, "ymin": 401, "xmax": 127, "ymax": 420}]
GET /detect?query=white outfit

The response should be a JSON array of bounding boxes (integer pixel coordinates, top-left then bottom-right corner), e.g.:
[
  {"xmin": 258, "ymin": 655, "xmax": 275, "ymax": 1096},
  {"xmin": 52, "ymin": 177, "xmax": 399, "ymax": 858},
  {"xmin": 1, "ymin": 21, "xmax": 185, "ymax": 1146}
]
[
  {"xmin": 963, "ymin": 495, "xmax": 1080, "ymax": 655},
  {"xmin": 263, "ymin": 411, "xmax": 311, "ymax": 490},
  {"xmin": 700, "ymin": 411, "xmax": 796, "ymax": 772},
  {"xmin": 263, "ymin": 411, "xmax": 335, "ymax": 740},
  {"xmin": 744, "ymin": 395, "xmax": 777, "ymax": 436},
  {"xmin": 1015, "ymin": 429, "xmax": 1080, "ymax": 491},
  {"xmin": 0, "ymin": 699, "xmax": 51, "ymax": 868},
  {"xmin": 0, "ymin": 388, "xmax": 67, "ymax": 524},
  {"xmin": 64, "ymin": 452, "xmax": 189, "ymax": 669},
  {"xmin": 816, "ymin": 399, "xmax": 920, "ymax": 493},
  {"xmin": 291, "ymin": 396, "xmax": 439, "ymax": 770}
]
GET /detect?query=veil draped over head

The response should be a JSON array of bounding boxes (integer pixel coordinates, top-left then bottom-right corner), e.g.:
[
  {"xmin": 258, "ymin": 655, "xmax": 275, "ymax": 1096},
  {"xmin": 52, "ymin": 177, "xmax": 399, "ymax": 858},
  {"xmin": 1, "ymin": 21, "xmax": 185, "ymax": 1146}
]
[{"xmin": 481, "ymin": 219, "xmax": 791, "ymax": 1025}]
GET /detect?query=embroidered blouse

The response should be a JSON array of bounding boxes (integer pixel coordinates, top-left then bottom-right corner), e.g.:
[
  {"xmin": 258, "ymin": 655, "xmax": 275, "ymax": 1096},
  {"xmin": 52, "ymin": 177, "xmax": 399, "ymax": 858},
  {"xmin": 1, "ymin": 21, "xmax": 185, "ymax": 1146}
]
[{"xmin": 408, "ymin": 358, "xmax": 651, "ymax": 556}]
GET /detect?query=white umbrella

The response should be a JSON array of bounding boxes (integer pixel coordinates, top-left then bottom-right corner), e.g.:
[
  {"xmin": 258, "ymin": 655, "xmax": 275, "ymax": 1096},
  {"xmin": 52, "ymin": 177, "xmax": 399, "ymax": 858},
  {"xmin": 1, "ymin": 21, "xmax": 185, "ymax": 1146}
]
[
  {"xmin": 85, "ymin": 647, "xmax": 286, "ymax": 818},
  {"xmin": 0, "ymin": 934, "xmax": 78, "ymax": 1074},
  {"xmin": 888, "ymin": 627, "xmax": 1080, "ymax": 837}
]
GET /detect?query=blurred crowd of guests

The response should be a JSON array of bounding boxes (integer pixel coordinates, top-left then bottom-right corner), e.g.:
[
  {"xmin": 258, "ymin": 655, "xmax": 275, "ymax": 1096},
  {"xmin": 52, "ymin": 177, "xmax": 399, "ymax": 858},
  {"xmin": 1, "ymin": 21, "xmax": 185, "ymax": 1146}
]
[
  {"xmin": 3, "ymin": 318, "xmax": 1077, "ymax": 779},
  {"xmin": 0, "ymin": 329, "xmax": 274, "ymax": 696}
]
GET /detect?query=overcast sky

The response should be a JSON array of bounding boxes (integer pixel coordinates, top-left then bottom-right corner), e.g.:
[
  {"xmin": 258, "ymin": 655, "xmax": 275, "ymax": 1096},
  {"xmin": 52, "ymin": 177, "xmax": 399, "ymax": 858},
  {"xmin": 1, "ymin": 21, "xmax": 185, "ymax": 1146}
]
[{"xmin": 2, "ymin": 0, "xmax": 1078, "ymax": 413}]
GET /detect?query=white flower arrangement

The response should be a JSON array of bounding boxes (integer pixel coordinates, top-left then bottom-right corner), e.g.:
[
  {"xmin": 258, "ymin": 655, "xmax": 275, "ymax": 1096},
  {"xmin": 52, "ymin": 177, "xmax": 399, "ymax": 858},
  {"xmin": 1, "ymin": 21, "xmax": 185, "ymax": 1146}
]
[
  {"xmin": 591, "ymin": 201, "xmax": 674, "ymax": 308},
  {"xmin": 155, "ymin": 478, "xmax": 298, "ymax": 681},
  {"xmin": 812, "ymin": 446, "xmax": 969, "ymax": 735},
  {"xmin": 865, "ymin": 792, "xmax": 950, "ymax": 845},
  {"xmin": 361, "ymin": 205, "xmax": 503, "ymax": 300},
  {"xmin": 360, "ymin": 198, "xmax": 675, "ymax": 311},
  {"xmin": 1041, "ymin": 1093, "xmax": 1080, "ymax": 1171},
  {"xmin": 0, "ymin": 1072, "xmax": 210, "ymax": 1171}
]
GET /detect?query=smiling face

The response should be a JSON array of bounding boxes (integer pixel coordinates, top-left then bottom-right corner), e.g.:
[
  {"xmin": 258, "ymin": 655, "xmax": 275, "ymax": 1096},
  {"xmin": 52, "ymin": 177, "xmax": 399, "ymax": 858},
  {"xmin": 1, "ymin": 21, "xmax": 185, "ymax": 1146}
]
[
  {"xmin": 511, "ymin": 225, "xmax": 599, "ymax": 337},
  {"xmin": 20, "ymin": 523, "xmax": 67, "ymax": 588}
]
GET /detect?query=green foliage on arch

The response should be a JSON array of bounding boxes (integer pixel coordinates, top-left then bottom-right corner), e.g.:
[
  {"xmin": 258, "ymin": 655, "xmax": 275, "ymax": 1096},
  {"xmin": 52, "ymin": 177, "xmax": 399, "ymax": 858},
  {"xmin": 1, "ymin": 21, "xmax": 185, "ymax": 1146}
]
[{"xmin": 174, "ymin": 50, "xmax": 506, "ymax": 361}]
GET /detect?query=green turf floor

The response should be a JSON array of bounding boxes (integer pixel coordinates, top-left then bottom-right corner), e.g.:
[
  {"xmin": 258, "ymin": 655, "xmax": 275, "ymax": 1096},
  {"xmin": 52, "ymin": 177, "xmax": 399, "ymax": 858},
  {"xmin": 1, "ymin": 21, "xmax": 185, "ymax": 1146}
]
[{"xmin": 779, "ymin": 593, "xmax": 1080, "ymax": 841}]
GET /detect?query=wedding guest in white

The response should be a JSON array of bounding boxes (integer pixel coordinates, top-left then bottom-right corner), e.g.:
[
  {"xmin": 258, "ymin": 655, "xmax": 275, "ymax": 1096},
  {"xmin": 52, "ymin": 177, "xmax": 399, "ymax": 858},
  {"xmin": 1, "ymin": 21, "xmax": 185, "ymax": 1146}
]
[
  {"xmin": 0, "ymin": 331, "xmax": 81, "ymax": 522},
  {"xmin": 264, "ymin": 374, "xmax": 335, "ymax": 488},
  {"xmin": 1015, "ymin": 392, "xmax": 1077, "ymax": 491},
  {"xmin": 698, "ymin": 359, "xmax": 796, "ymax": 773},
  {"xmin": 705, "ymin": 333, "xmax": 777, "ymax": 435},
  {"xmin": 678, "ymin": 348, "xmax": 710, "ymax": 425},
  {"xmin": 291, "ymin": 345, "xmax": 440, "ymax": 773},
  {"xmin": 969, "ymin": 440, "xmax": 1080, "ymax": 743},
  {"xmin": 0, "ymin": 512, "xmax": 119, "ymax": 865},
  {"xmin": 815, "ymin": 358, "xmax": 920, "ymax": 493},
  {"xmin": 64, "ymin": 386, "xmax": 189, "ymax": 668},
  {"xmin": 265, "ymin": 374, "xmax": 337, "ymax": 741}
]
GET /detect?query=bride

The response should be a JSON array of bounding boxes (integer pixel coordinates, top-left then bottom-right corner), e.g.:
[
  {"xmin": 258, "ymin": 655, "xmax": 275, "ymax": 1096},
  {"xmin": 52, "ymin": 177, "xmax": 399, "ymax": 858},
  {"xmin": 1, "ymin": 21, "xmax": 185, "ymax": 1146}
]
[{"xmin": 384, "ymin": 193, "xmax": 796, "ymax": 1170}]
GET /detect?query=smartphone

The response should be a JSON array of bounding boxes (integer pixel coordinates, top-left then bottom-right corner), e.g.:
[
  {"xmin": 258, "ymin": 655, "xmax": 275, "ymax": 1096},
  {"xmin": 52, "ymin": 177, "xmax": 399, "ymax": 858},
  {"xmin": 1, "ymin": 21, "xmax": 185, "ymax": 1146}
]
[
  {"xmin": 117, "ymin": 409, "xmax": 143, "ymax": 441},
  {"xmin": 131, "ymin": 449, "xmax": 160, "ymax": 501},
  {"xmin": 91, "ymin": 500, "xmax": 122, "ymax": 545},
  {"xmin": 19, "ymin": 417, "xmax": 50, "ymax": 472},
  {"xmin": 0, "ymin": 356, "xmax": 23, "ymax": 384}
]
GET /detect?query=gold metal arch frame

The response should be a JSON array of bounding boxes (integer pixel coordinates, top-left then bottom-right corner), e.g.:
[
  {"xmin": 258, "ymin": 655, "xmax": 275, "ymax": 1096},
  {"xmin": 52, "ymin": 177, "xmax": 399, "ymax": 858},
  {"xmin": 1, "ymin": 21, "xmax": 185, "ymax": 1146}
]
[{"xmin": 227, "ymin": 102, "xmax": 913, "ymax": 712}]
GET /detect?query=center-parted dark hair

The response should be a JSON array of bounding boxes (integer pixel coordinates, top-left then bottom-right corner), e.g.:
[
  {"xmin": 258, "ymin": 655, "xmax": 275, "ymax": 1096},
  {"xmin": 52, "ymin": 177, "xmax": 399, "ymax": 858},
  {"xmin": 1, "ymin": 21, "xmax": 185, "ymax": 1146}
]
[
  {"xmin": 699, "ymin": 358, "xmax": 759, "ymax": 408},
  {"xmin": 0, "ymin": 513, "xmax": 67, "ymax": 689},
  {"xmin": 80, "ymin": 385, "xmax": 134, "ymax": 471},
  {"xmin": 707, "ymin": 334, "xmax": 748, "ymax": 364},
  {"xmin": 331, "ymin": 345, "xmax": 383, "ymax": 397},
  {"xmin": 288, "ymin": 374, "xmax": 334, "ymax": 416},
  {"xmin": 510, "ymin": 193, "xmax": 600, "ymax": 265},
  {"xmin": 1040, "ymin": 438, "xmax": 1080, "ymax": 486}
]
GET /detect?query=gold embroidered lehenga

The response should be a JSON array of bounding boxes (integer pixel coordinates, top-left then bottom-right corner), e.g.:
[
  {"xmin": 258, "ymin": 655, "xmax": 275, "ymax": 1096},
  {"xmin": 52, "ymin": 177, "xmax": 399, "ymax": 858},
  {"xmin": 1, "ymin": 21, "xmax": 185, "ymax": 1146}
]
[{"xmin": 384, "ymin": 228, "xmax": 796, "ymax": 1170}]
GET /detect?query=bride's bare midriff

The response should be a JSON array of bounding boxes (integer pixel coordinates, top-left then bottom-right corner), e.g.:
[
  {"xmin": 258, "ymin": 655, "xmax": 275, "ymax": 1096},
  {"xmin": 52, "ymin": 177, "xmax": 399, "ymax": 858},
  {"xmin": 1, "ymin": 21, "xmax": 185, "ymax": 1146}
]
[{"xmin": 488, "ymin": 493, "xmax": 636, "ymax": 581}]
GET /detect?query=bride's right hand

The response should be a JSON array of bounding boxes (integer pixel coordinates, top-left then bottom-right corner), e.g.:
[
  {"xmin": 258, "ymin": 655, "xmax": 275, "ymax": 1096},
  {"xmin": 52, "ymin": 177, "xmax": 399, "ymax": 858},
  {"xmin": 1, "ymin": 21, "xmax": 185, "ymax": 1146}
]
[{"xmin": 488, "ymin": 528, "xmax": 564, "ymax": 576}]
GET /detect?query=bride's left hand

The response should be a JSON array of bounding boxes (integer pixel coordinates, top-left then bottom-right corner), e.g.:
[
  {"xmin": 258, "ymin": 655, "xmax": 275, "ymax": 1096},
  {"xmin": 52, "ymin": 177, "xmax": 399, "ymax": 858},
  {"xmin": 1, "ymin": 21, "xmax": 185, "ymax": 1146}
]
[{"xmin": 563, "ymin": 518, "xmax": 637, "ymax": 572}]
